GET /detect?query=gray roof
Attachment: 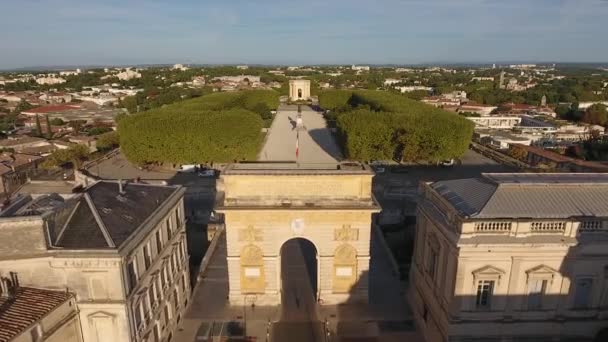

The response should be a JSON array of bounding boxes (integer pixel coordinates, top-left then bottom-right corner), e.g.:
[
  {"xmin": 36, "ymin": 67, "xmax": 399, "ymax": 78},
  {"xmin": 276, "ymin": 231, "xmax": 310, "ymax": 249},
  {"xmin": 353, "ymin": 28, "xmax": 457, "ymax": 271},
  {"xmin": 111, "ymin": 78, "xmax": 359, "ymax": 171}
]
[
  {"xmin": 431, "ymin": 173, "xmax": 608, "ymax": 219},
  {"xmin": 53, "ymin": 181, "xmax": 179, "ymax": 249}
]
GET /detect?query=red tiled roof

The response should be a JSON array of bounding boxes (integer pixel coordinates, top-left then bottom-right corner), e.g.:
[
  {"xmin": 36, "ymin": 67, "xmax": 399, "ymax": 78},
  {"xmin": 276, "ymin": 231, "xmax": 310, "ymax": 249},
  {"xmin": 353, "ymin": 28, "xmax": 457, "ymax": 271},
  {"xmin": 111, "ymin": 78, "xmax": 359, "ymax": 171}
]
[
  {"xmin": 0, "ymin": 287, "xmax": 73, "ymax": 342},
  {"xmin": 512, "ymin": 144, "xmax": 608, "ymax": 171},
  {"xmin": 22, "ymin": 105, "xmax": 80, "ymax": 114}
]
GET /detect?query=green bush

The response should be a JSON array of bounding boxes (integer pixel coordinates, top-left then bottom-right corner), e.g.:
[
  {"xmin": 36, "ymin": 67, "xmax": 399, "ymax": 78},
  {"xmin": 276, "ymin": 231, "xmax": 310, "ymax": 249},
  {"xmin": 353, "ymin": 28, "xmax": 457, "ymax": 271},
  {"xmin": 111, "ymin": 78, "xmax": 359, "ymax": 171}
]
[{"xmin": 325, "ymin": 90, "xmax": 474, "ymax": 162}]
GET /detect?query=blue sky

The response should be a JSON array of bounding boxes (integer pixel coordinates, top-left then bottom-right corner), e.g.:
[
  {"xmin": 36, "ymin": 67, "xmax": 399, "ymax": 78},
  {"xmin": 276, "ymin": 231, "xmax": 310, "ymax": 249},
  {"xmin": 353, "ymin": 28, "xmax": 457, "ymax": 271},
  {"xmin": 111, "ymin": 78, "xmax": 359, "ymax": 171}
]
[{"xmin": 1, "ymin": 0, "xmax": 607, "ymax": 69}]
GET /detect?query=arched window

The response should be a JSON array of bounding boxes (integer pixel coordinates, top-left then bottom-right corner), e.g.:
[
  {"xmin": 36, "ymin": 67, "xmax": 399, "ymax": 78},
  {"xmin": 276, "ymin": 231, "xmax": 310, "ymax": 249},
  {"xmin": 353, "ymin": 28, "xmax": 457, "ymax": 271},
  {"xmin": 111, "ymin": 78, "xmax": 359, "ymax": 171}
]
[{"xmin": 298, "ymin": 88, "xmax": 302, "ymax": 98}]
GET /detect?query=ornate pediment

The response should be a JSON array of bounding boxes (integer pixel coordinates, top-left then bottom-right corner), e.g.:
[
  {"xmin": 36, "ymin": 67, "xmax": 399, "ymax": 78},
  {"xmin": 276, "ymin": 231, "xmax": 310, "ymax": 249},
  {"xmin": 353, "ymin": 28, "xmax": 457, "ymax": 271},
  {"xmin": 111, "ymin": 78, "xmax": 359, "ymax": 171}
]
[
  {"xmin": 525, "ymin": 265, "xmax": 557, "ymax": 280},
  {"xmin": 472, "ymin": 265, "xmax": 506, "ymax": 278}
]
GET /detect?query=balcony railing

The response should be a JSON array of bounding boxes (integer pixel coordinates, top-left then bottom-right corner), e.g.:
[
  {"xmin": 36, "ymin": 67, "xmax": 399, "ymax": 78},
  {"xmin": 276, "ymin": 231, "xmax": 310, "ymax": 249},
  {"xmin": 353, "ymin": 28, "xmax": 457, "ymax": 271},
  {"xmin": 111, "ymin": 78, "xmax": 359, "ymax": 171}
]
[
  {"xmin": 530, "ymin": 221, "xmax": 565, "ymax": 233},
  {"xmin": 474, "ymin": 221, "xmax": 512, "ymax": 233}
]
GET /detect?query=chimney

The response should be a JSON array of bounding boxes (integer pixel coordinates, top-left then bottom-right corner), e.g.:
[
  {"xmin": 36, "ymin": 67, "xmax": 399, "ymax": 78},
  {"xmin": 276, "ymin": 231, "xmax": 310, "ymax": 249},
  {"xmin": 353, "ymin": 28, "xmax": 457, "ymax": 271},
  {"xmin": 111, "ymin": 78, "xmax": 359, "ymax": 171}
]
[
  {"xmin": 0, "ymin": 274, "xmax": 17, "ymax": 299},
  {"xmin": 10, "ymin": 272, "xmax": 19, "ymax": 289},
  {"xmin": 118, "ymin": 179, "xmax": 125, "ymax": 194}
]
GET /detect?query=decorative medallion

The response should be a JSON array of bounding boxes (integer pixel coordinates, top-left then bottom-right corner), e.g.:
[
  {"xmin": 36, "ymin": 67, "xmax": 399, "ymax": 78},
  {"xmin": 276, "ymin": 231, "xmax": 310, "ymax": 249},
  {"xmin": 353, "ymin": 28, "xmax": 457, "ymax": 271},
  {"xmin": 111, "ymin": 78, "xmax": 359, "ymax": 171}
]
[{"xmin": 291, "ymin": 218, "xmax": 305, "ymax": 235}]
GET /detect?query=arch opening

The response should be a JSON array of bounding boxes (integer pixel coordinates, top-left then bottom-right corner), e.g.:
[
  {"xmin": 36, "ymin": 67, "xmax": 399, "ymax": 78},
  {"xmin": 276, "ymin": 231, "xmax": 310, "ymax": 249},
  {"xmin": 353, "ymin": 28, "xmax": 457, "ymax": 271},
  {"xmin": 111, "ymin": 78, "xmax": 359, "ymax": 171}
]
[{"xmin": 280, "ymin": 238, "xmax": 318, "ymax": 304}]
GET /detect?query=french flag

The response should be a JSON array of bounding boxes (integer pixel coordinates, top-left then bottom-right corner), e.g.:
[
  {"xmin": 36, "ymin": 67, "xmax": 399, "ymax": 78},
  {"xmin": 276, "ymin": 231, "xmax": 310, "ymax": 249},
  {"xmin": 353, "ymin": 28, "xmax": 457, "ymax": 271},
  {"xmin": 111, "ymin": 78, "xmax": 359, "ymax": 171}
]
[{"xmin": 296, "ymin": 131, "xmax": 299, "ymax": 159}]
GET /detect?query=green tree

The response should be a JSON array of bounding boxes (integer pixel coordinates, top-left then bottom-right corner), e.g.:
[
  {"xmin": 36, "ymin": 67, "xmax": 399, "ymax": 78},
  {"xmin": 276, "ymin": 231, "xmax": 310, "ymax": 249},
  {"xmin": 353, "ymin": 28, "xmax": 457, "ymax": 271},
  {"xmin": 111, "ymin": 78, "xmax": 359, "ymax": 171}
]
[
  {"xmin": 12, "ymin": 100, "xmax": 33, "ymax": 114},
  {"xmin": 96, "ymin": 131, "xmax": 120, "ymax": 151},
  {"xmin": 582, "ymin": 104, "xmax": 608, "ymax": 126},
  {"xmin": 34, "ymin": 114, "xmax": 42, "ymax": 137},
  {"xmin": 88, "ymin": 127, "xmax": 113, "ymax": 136},
  {"xmin": 41, "ymin": 144, "xmax": 90, "ymax": 169},
  {"xmin": 45, "ymin": 115, "xmax": 53, "ymax": 138},
  {"xmin": 50, "ymin": 118, "xmax": 65, "ymax": 126}
]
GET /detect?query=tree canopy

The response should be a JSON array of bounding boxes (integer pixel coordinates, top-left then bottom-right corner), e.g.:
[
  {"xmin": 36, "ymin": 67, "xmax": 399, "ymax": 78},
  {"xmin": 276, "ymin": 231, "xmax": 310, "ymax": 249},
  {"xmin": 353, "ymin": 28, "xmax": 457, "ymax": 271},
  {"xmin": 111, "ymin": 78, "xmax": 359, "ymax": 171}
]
[
  {"xmin": 320, "ymin": 90, "xmax": 474, "ymax": 162},
  {"xmin": 118, "ymin": 90, "xmax": 279, "ymax": 164}
]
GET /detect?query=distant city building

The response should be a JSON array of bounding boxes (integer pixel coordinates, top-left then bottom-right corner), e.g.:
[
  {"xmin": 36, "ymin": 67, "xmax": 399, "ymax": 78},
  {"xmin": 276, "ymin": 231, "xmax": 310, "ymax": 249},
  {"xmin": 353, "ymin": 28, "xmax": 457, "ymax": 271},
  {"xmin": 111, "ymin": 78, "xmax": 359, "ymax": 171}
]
[
  {"xmin": 458, "ymin": 103, "xmax": 498, "ymax": 116},
  {"xmin": 499, "ymin": 71, "xmax": 506, "ymax": 89},
  {"xmin": 395, "ymin": 86, "xmax": 433, "ymax": 93},
  {"xmin": 214, "ymin": 75, "xmax": 261, "ymax": 83},
  {"xmin": 236, "ymin": 65, "xmax": 249, "ymax": 70},
  {"xmin": 351, "ymin": 65, "xmax": 370, "ymax": 71},
  {"xmin": 465, "ymin": 115, "xmax": 520, "ymax": 129},
  {"xmin": 59, "ymin": 69, "xmax": 82, "ymax": 76},
  {"xmin": 172, "ymin": 64, "xmax": 189, "ymax": 71},
  {"xmin": 509, "ymin": 64, "xmax": 537, "ymax": 69},
  {"xmin": 35, "ymin": 76, "xmax": 66, "ymax": 85},
  {"xmin": 383, "ymin": 78, "xmax": 402, "ymax": 86},
  {"xmin": 472, "ymin": 76, "xmax": 494, "ymax": 82},
  {"xmin": 116, "ymin": 69, "xmax": 142, "ymax": 81},
  {"xmin": 411, "ymin": 173, "xmax": 608, "ymax": 341}
]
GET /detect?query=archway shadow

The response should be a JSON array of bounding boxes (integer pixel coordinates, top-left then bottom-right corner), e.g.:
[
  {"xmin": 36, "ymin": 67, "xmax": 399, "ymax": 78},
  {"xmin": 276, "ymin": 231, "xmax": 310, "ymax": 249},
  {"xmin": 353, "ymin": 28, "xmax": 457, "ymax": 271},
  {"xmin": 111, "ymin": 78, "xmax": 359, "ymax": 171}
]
[{"xmin": 307, "ymin": 128, "xmax": 344, "ymax": 161}]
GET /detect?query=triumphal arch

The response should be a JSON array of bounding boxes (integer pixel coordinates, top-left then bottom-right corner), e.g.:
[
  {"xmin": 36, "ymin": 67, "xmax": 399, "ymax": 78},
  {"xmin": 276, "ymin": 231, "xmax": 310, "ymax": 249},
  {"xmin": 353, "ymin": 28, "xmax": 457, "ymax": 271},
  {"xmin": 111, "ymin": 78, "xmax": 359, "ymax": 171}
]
[{"xmin": 216, "ymin": 163, "xmax": 379, "ymax": 305}]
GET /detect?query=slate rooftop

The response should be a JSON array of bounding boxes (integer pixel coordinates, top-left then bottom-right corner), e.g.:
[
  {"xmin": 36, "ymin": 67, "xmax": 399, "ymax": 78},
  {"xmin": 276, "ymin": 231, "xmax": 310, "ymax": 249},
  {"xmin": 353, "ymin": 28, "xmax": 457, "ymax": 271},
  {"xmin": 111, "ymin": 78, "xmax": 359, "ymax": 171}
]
[
  {"xmin": 0, "ymin": 180, "xmax": 182, "ymax": 249},
  {"xmin": 430, "ymin": 173, "xmax": 608, "ymax": 219}
]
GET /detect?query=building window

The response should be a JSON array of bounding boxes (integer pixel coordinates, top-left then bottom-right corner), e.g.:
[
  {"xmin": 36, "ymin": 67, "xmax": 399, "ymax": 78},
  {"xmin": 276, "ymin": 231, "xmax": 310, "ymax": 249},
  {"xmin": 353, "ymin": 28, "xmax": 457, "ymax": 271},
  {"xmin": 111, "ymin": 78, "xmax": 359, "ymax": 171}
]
[
  {"xmin": 476, "ymin": 280, "xmax": 494, "ymax": 310},
  {"xmin": 164, "ymin": 302, "xmax": 172, "ymax": 323},
  {"xmin": 127, "ymin": 259, "xmax": 138, "ymax": 292},
  {"xmin": 153, "ymin": 324, "xmax": 161, "ymax": 342},
  {"xmin": 161, "ymin": 265, "xmax": 168, "ymax": 289},
  {"xmin": 147, "ymin": 288, "xmax": 154, "ymax": 314},
  {"xmin": 155, "ymin": 230, "xmax": 163, "ymax": 254},
  {"xmin": 165, "ymin": 218, "xmax": 172, "ymax": 240},
  {"xmin": 178, "ymin": 240, "xmax": 185, "ymax": 262},
  {"xmin": 426, "ymin": 248, "xmax": 438, "ymax": 282},
  {"xmin": 527, "ymin": 279, "xmax": 548, "ymax": 310},
  {"xmin": 174, "ymin": 209, "xmax": 180, "ymax": 229},
  {"xmin": 172, "ymin": 288, "xmax": 179, "ymax": 311},
  {"xmin": 574, "ymin": 278, "xmax": 593, "ymax": 309},
  {"xmin": 181, "ymin": 274, "xmax": 187, "ymax": 294},
  {"xmin": 172, "ymin": 252, "xmax": 178, "ymax": 273},
  {"xmin": 133, "ymin": 302, "xmax": 143, "ymax": 330},
  {"xmin": 143, "ymin": 244, "xmax": 152, "ymax": 270}
]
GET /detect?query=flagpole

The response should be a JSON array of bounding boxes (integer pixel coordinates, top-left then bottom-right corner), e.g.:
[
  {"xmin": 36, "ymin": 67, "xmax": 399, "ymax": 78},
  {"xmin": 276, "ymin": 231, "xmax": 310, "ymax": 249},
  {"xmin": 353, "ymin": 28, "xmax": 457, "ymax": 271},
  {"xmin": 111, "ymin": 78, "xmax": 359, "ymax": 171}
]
[{"xmin": 296, "ymin": 130, "xmax": 299, "ymax": 168}]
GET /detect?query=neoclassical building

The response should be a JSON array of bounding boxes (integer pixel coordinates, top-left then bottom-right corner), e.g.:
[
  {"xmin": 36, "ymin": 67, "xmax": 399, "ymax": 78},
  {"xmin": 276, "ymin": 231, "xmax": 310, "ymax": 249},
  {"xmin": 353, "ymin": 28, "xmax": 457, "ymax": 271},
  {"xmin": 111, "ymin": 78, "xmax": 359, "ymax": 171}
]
[
  {"xmin": 410, "ymin": 173, "xmax": 608, "ymax": 342},
  {"xmin": 288, "ymin": 79, "xmax": 311, "ymax": 102},
  {"xmin": 217, "ymin": 163, "xmax": 380, "ymax": 305},
  {"xmin": 0, "ymin": 181, "xmax": 190, "ymax": 342}
]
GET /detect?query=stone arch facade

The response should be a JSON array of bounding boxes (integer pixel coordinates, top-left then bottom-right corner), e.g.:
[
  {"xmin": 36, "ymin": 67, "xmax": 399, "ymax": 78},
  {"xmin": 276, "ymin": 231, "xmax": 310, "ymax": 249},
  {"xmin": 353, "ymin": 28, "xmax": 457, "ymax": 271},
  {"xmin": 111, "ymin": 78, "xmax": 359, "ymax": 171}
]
[
  {"xmin": 333, "ymin": 243, "xmax": 358, "ymax": 293},
  {"xmin": 240, "ymin": 244, "xmax": 265, "ymax": 293}
]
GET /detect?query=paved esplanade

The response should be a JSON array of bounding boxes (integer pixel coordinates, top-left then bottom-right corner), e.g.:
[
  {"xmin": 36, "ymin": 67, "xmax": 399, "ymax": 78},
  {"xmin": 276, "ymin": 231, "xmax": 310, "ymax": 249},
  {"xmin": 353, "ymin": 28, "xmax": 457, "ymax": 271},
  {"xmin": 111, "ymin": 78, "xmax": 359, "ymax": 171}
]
[{"xmin": 259, "ymin": 104, "xmax": 343, "ymax": 163}]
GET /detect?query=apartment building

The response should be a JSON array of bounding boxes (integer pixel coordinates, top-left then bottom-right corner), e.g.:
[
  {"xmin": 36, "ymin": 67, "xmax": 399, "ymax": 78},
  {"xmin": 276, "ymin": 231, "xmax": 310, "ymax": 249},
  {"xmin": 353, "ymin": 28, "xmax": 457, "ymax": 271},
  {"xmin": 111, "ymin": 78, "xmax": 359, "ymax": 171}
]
[
  {"xmin": 0, "ymin": 180, "xmax": 190, "ymax": 342},
  {"xmin": 410, "ymin": 173, "xmax": 608, "ymax": 342}
]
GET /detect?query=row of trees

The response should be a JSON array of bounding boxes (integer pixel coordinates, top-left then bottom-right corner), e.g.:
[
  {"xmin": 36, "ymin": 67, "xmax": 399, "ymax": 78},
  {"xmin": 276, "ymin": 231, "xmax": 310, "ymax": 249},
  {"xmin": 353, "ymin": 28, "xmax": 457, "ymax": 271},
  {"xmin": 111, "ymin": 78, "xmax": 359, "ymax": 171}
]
[
  {"xmin": 320, "ymin": 90, "xmax": 474, "ymax": 162},
  {"xmin": 118, "ymin": 91, "xmax": 279, "ymax": 164}
]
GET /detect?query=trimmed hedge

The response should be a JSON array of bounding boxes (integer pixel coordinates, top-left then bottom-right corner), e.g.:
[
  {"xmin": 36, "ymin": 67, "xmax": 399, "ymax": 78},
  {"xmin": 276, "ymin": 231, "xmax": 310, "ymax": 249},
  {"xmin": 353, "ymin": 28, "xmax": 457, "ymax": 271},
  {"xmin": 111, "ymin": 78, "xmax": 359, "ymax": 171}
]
[
  {"xmin": 118, "ymin": 90, "xmax": 279, "ymax": 164},
  {"xmin": 322, "ymin": 90, "xmax": 474, "ymax": 162}
]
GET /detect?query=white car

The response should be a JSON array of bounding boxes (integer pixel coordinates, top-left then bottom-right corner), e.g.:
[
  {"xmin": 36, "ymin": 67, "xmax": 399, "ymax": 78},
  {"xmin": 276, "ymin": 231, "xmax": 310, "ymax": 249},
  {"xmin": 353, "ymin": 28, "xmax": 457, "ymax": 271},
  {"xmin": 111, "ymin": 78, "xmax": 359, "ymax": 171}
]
[{"xmin": 198, "ymin": 170, "xmax": 215, "ymax": 177}]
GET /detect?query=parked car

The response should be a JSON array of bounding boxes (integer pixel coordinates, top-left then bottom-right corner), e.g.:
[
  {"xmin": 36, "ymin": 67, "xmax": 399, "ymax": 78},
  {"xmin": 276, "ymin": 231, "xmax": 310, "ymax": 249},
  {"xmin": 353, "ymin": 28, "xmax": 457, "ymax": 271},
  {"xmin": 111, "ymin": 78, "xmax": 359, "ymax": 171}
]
[{"xmin": 439, "ymin": 159, "xmax": 455, "ymax": 167}]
